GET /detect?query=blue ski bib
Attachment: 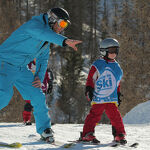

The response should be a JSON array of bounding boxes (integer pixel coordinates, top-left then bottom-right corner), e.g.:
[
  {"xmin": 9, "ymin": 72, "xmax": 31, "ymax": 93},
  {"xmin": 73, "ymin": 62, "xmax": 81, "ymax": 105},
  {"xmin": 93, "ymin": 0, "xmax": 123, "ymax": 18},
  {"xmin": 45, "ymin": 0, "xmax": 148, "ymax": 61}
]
[{"xmin": 92, "ymin": 59, "xmax": 123, "ymax": 104}]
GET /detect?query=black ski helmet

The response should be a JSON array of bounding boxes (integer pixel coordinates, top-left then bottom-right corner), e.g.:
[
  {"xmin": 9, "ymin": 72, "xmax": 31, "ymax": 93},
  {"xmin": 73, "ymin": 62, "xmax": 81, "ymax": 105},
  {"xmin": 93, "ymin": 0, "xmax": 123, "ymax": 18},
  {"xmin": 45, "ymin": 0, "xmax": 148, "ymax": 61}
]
[
  {"xmin": 99, "ymin": 38, "xmax": 120, "ymax": 56},
  {"xmin": 47, "ymin": 7, "xmax": 70, "ymax": 27}
]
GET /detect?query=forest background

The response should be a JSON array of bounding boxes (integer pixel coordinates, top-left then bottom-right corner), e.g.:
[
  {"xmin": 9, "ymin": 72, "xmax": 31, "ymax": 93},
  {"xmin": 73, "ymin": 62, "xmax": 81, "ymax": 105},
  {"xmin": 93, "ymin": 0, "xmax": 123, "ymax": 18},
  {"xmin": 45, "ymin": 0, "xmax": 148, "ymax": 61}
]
[{"xmin": 0, "ymin": 0, "xmax": 149, "ymax": 124}]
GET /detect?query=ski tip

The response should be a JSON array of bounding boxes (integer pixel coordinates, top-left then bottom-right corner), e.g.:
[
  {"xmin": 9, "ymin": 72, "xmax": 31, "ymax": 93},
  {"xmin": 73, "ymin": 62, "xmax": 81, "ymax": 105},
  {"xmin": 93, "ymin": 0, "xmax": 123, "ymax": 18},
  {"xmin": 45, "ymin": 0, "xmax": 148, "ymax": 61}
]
[
  {"xmin": 130, "ymin": 142, "xmax": 139, "ymax": 148},
  {"xmin": 9, "ymin": 142, "xmax": 22, "ymax": 148},
  {"xmin": 63, "ymin": 143, "xmax": 75, "ymax": 148}
]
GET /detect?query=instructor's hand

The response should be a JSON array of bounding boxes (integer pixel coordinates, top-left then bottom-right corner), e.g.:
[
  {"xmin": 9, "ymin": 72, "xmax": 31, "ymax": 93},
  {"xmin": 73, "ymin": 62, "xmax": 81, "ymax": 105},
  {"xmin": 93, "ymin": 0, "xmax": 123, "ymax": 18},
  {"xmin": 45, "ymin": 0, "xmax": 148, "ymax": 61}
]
[
  {"xmin": 65, "ymin": 39, "xmax": 82, "ymax": 51},
  {"xmin": 32, "ymin": 76, "xmax": 41, "ymax": 88}
]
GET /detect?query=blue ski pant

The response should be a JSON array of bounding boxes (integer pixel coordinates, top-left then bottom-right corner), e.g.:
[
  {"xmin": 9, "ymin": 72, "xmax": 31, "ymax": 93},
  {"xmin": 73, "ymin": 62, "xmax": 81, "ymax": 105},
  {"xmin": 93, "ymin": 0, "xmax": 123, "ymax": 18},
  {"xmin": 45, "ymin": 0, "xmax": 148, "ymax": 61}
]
[{"xmin": 0, "ymin": 60, "xmax": 51, "ymax": 134}]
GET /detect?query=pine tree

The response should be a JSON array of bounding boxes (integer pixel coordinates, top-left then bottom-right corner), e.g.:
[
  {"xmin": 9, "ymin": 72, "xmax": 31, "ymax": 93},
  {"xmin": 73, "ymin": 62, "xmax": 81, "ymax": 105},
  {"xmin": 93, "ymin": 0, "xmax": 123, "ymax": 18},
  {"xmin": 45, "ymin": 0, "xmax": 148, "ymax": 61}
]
[{"xmin": 58, "ymin": 50, "xmax": 85, "ymax": 123}]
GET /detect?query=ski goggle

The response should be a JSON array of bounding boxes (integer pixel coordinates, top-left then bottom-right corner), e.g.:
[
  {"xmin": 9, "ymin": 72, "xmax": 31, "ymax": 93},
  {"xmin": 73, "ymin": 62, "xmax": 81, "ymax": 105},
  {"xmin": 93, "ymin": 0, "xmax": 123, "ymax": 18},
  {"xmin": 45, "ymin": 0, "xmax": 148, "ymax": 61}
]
[
  {"xmin": 108, "ymin": 47, "xmax": 119, "ymax": 54},
  {"xmin": 57, "ymin": 19, "xmax": 69, "ymax": 29}
]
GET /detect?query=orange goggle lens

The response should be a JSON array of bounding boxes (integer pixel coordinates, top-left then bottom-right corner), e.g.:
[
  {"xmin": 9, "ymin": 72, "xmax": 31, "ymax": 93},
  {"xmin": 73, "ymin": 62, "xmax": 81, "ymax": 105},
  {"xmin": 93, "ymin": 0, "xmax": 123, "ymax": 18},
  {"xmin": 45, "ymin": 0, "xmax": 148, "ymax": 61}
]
[{"xmin": 58, "ymin": 19, "xmax": 68, "ymax": 28}]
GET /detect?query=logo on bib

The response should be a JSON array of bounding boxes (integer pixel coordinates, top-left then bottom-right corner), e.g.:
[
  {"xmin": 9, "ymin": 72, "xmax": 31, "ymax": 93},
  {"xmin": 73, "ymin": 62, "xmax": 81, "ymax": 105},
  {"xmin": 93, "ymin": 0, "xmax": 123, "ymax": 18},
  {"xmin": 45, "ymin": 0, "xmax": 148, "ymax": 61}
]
[{"xmin": 95, "ymin": 68, "xmax": 116, "ymax": 98}]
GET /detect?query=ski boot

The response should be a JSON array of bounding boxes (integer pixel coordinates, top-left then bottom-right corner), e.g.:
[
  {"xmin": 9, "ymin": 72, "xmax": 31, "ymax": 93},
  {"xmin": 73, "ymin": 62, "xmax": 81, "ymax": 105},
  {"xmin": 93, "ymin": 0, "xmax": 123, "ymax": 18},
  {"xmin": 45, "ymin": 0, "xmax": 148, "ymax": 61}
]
[
  {"xmin": 25, "ymin": 121, "xmax": 32, "ymax": 126},
  {"xmin": 81, "ymin": 132, "xmax": 100, "ymax": 144},
  {"xmin": 115, "ymin": 133, "xmax": 127, "ymax": 145},
  {"xmin": 41, "ymin": 128, "xmax": 54, "ymax": 143}
]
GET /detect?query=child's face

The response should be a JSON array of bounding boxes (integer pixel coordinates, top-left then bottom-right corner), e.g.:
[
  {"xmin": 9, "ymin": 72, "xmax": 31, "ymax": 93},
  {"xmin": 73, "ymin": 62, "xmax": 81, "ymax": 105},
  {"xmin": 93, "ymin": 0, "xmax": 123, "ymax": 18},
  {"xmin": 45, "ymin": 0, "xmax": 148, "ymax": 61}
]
[
  {"xmin": 108, "ymin": 53, "xmax": 117, "ymax": 59},
  {"xmin": 107, "ymin": 47, "xmax": 118, "ymax": 59}
]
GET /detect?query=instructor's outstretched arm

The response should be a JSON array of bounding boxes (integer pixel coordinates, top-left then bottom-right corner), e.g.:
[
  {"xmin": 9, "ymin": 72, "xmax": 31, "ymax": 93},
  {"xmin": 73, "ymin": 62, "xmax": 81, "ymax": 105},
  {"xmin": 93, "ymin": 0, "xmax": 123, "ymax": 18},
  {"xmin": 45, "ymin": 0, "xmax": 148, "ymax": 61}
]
[{"xmin": 65, "ymin": 39, "xmax": 82, "ymax": 51}]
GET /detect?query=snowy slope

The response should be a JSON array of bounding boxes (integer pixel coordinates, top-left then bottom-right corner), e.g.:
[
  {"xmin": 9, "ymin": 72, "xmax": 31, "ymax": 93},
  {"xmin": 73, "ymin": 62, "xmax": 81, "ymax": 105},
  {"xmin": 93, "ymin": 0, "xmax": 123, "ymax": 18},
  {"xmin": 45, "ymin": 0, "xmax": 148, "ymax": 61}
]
[
  {"xmin": 123, "ymin": 101, "xmax": 150, "ymax": 124},
  {"xmin": 0, "ymin": 122, "xmax": 149, "ymax": 150}
]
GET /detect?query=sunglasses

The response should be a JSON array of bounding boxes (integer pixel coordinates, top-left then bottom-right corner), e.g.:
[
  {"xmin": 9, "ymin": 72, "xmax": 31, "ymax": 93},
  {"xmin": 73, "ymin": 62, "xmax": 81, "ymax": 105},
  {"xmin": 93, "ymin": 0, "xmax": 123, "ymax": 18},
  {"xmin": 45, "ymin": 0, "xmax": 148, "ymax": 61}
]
[{"xmin": 57, "ymin": 19, "xmax": 68, "ymax": 29}]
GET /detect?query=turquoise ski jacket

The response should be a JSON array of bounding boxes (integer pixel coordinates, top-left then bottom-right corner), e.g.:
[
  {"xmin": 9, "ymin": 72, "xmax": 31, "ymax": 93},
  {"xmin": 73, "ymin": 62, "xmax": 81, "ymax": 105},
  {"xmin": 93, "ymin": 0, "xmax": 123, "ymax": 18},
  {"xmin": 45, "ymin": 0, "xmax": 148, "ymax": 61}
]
[{"xmin": 0, "ymin": 13, "xmax": 67, "ymax": 81}]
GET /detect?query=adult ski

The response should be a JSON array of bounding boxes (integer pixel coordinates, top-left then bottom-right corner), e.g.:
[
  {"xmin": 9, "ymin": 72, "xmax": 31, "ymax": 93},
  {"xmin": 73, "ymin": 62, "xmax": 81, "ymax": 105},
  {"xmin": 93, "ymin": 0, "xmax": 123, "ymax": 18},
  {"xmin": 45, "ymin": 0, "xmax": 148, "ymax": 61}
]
[
  {"xmin": 0, "ymin": 142, "xmax": 22, "ymax": 148},
  {"xmin": 40, "ymin": 138, "xmax": 65, "ymax": 147}
]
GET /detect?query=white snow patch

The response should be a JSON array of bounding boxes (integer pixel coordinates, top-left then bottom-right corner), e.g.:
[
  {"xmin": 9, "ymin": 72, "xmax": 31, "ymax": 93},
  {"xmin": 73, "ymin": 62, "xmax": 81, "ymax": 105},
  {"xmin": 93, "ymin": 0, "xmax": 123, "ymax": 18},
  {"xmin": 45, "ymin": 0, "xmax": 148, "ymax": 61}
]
[
  {"xmin": 123, "ymin": 100, "xmax": 150, "ymax": 124},
  {"xmin": 0, "ymin": 123, "xmax": 149, "ymax": 149}
]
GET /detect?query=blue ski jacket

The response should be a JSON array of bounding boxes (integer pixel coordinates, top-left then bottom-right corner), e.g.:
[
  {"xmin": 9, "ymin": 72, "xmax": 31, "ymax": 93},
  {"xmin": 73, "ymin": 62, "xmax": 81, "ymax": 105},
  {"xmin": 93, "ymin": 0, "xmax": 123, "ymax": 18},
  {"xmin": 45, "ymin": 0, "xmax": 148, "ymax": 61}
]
[{"xmin": 0, "ymin": 13, "xmax": 67, "ymax": 81}]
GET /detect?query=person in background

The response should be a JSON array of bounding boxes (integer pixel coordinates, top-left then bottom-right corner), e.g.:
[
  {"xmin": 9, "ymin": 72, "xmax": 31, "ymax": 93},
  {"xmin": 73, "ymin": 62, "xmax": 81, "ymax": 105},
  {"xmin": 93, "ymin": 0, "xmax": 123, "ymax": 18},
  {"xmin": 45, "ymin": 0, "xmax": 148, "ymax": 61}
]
[
  {"xmin": 0, "ymin": 7, "xmax": 82, "ymax": 143},
  {"xmin": 23, "ymin": 60, "xmax": 54, "ymax": 125},
  {"xmin": 80, "ymin": 38, "xmax": 127, "ymax": 145}
]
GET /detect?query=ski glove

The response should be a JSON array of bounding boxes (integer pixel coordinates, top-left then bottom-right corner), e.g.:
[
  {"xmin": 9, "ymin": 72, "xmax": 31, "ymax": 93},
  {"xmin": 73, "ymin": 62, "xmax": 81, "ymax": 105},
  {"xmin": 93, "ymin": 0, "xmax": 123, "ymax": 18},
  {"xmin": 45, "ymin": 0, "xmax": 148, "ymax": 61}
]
[
  {"xmin": 85, "ymin": 86, "xmax": 94, "ymax": 101},
  {"xmin": 117, "ymin": 92, "xmax": 123, "ymax": 106}
]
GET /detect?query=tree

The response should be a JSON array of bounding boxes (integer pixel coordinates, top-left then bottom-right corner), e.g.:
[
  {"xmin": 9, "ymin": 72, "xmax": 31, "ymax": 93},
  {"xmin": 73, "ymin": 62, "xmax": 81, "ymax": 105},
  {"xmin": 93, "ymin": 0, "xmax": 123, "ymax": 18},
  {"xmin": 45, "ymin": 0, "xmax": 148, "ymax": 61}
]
[
  {"xmin": 57, "ymin": 50, "xmax": 85, "ymax": 123},
  {"xmin": 0, "ymin": 0, "xmax": 25, "ymax": 122},
  {"xmin": 113, "ymin": 0, "xmax": 150, "ymax": 115}
]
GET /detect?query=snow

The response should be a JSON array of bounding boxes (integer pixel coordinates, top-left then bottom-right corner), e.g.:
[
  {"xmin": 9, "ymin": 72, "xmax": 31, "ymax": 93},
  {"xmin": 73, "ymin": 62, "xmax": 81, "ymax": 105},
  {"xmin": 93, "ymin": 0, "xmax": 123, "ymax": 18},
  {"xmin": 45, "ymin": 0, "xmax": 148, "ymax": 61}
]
[
  {"xmin": 0, "ymin": 122, "xmax": 150, "ymax": 150},
  {"xmin": 0, "ymin": 101, "xmax": 150, "ymax": 149},
  {"xmin": 123, "ymin": 101, "xmax": 150, "ymax": 124}
]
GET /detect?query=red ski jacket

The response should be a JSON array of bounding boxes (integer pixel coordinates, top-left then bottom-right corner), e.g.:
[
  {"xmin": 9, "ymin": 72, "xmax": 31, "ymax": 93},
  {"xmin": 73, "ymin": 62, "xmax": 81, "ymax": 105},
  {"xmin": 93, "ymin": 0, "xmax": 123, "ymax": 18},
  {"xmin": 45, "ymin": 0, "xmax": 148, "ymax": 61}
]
[{"xmin": 28, "ymin": 61, "xmax": 50, "ymax": 93}]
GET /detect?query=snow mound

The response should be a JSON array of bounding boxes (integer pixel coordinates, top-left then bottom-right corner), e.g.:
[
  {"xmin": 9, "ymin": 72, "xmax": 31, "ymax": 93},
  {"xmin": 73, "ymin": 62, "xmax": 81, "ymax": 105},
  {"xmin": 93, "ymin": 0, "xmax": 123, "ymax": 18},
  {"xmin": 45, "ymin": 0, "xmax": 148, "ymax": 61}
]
[{"xmin": 123, "ymin": 100, "xmax": 150, "ymax": 124}]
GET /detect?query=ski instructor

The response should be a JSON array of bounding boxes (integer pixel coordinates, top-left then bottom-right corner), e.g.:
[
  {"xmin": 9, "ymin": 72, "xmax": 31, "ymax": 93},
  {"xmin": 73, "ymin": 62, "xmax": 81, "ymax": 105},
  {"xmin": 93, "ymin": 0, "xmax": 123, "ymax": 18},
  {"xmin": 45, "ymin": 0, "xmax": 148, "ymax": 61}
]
[{"xmin": 0, "ymin": 7, "xmax": 82, "ymax": 143}]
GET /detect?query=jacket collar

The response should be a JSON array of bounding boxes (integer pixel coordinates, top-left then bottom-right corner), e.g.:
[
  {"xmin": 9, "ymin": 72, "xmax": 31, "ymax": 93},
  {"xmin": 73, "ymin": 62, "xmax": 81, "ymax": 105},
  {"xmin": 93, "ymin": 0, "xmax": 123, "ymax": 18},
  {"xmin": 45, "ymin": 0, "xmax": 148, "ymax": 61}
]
[
  {"xmin": 43, "ymin": 13, "xmax": 48, "ymax": 25},
  {"xmin": 104, "ymin": 56, "xmax": 115, "ymax": 62}
]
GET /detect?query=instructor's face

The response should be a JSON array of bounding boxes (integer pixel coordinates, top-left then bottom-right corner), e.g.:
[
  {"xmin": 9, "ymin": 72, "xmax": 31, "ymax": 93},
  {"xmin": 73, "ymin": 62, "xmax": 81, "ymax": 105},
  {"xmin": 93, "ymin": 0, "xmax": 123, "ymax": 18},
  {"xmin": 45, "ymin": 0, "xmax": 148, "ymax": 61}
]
[{"xmin": 53, "ymin": 22, "xmax": 64, "ymax": 33}]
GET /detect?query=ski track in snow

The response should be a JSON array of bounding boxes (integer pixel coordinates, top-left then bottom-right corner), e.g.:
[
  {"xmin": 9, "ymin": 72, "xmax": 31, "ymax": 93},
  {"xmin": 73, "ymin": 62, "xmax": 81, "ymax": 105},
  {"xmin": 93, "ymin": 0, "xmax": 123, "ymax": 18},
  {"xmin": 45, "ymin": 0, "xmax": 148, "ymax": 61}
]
[{"xmin": 0, "ymin": 123, "xmax": 149, "ymax": 150}]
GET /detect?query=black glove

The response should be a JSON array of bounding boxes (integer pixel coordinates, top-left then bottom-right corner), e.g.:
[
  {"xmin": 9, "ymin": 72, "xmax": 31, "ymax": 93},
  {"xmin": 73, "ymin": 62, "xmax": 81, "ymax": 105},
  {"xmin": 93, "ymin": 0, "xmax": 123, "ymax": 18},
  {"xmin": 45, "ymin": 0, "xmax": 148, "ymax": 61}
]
[
  {"xmin": 47, "ymin": 80, "xmax": 53, "ymax": 94},
  {"xmin": 85, "ymin": 86, "xmax": 94, "ymax": 101},
  {"xmin": 117, "ymin": 92, "xmax": 123, "ymax": 106}
]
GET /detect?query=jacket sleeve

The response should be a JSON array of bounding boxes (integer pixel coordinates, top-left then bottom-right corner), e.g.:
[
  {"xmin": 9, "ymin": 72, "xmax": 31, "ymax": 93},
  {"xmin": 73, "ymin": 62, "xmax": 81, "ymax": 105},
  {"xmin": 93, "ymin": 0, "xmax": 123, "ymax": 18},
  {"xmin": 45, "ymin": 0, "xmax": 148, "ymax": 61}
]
[
  {"xmin": 35, "ymin": 49, "xmax": 49, "ymax": 82},
  {"xmin": 86, "ymin": 65, "xmax": 97, "ymax": 88},
  {"xmin": 23, "ymin": 18, "xmax": 67, "ymax": 47},
  {"xmin": 43, "ymin": 70, "xmax": 49, "ymax": 85}
]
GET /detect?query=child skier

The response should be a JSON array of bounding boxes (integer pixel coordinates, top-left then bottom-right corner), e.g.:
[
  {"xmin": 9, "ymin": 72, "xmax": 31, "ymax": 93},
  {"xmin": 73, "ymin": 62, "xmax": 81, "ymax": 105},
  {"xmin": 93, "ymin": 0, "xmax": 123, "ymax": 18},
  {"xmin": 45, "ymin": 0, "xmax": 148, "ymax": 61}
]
[
  {"xmin": 81, "ymin": 38, "xmax": 127, "ymax": 144},
  {"xmin": 23, "ymin": 60, "xmax": 54, "ymax": 125}
]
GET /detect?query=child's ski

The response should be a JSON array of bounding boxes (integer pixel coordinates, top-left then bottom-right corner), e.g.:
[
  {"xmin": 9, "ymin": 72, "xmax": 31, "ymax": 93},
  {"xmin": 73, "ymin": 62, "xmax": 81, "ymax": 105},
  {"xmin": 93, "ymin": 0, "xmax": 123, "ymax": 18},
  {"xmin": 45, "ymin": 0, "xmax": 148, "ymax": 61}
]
[
  {"xmin": 0, "ymin": 142, "xmax": 22, "ymax": 148},
  {"xmin": 64, "ymin": 140, "xmax": 100, "ymax": 148},
  {"xmin": 129, "ymin": 142, "xmax": 139, "ymax": 148},
  {"xmin": 66, "ymin": 140, "xmax": 139, "ymax": 148},
  {"xmin": 111, "ymin": 142, "xmax": 139, "ymax": 148}
]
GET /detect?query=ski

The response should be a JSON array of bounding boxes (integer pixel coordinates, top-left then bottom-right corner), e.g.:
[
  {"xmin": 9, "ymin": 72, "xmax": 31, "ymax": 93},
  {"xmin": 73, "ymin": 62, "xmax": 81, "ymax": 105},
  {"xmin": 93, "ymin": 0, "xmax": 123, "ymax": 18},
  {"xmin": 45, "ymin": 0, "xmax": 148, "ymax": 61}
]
[
  {"xmin": 111, "ymin": 143, "xmax": 122, "ymax": 147},
  {"xmin": 130, "ymin": 142, "xmax": 139, "ymax": 148},
  {"xmin": 0, "ymin": 142, "xmax": 22, "ymax": 148},
  {"xmin": 63, "ymin": 142, "xmax": 76, "ymax": 148},
  {"xmin": 68, "ymin": 140, "xmax": 100, "ymax": 144},
  {"xmin": 64, "ymin": 140, "xmax": 100, "ymax": 148},
  {"xmin": 66, "ymin": 140, "xmax": 139, "ymax": 148},
  {"xmin": 40, "ymin": 138, "xmax": 65, "ymax": 147},
  {"xmin": 111, "ymin": 142, "xmax": 139, "ymax": 148},
  {"xmin": 52, "ymin": 141, "xmax": 66, "ymax": 147}
]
